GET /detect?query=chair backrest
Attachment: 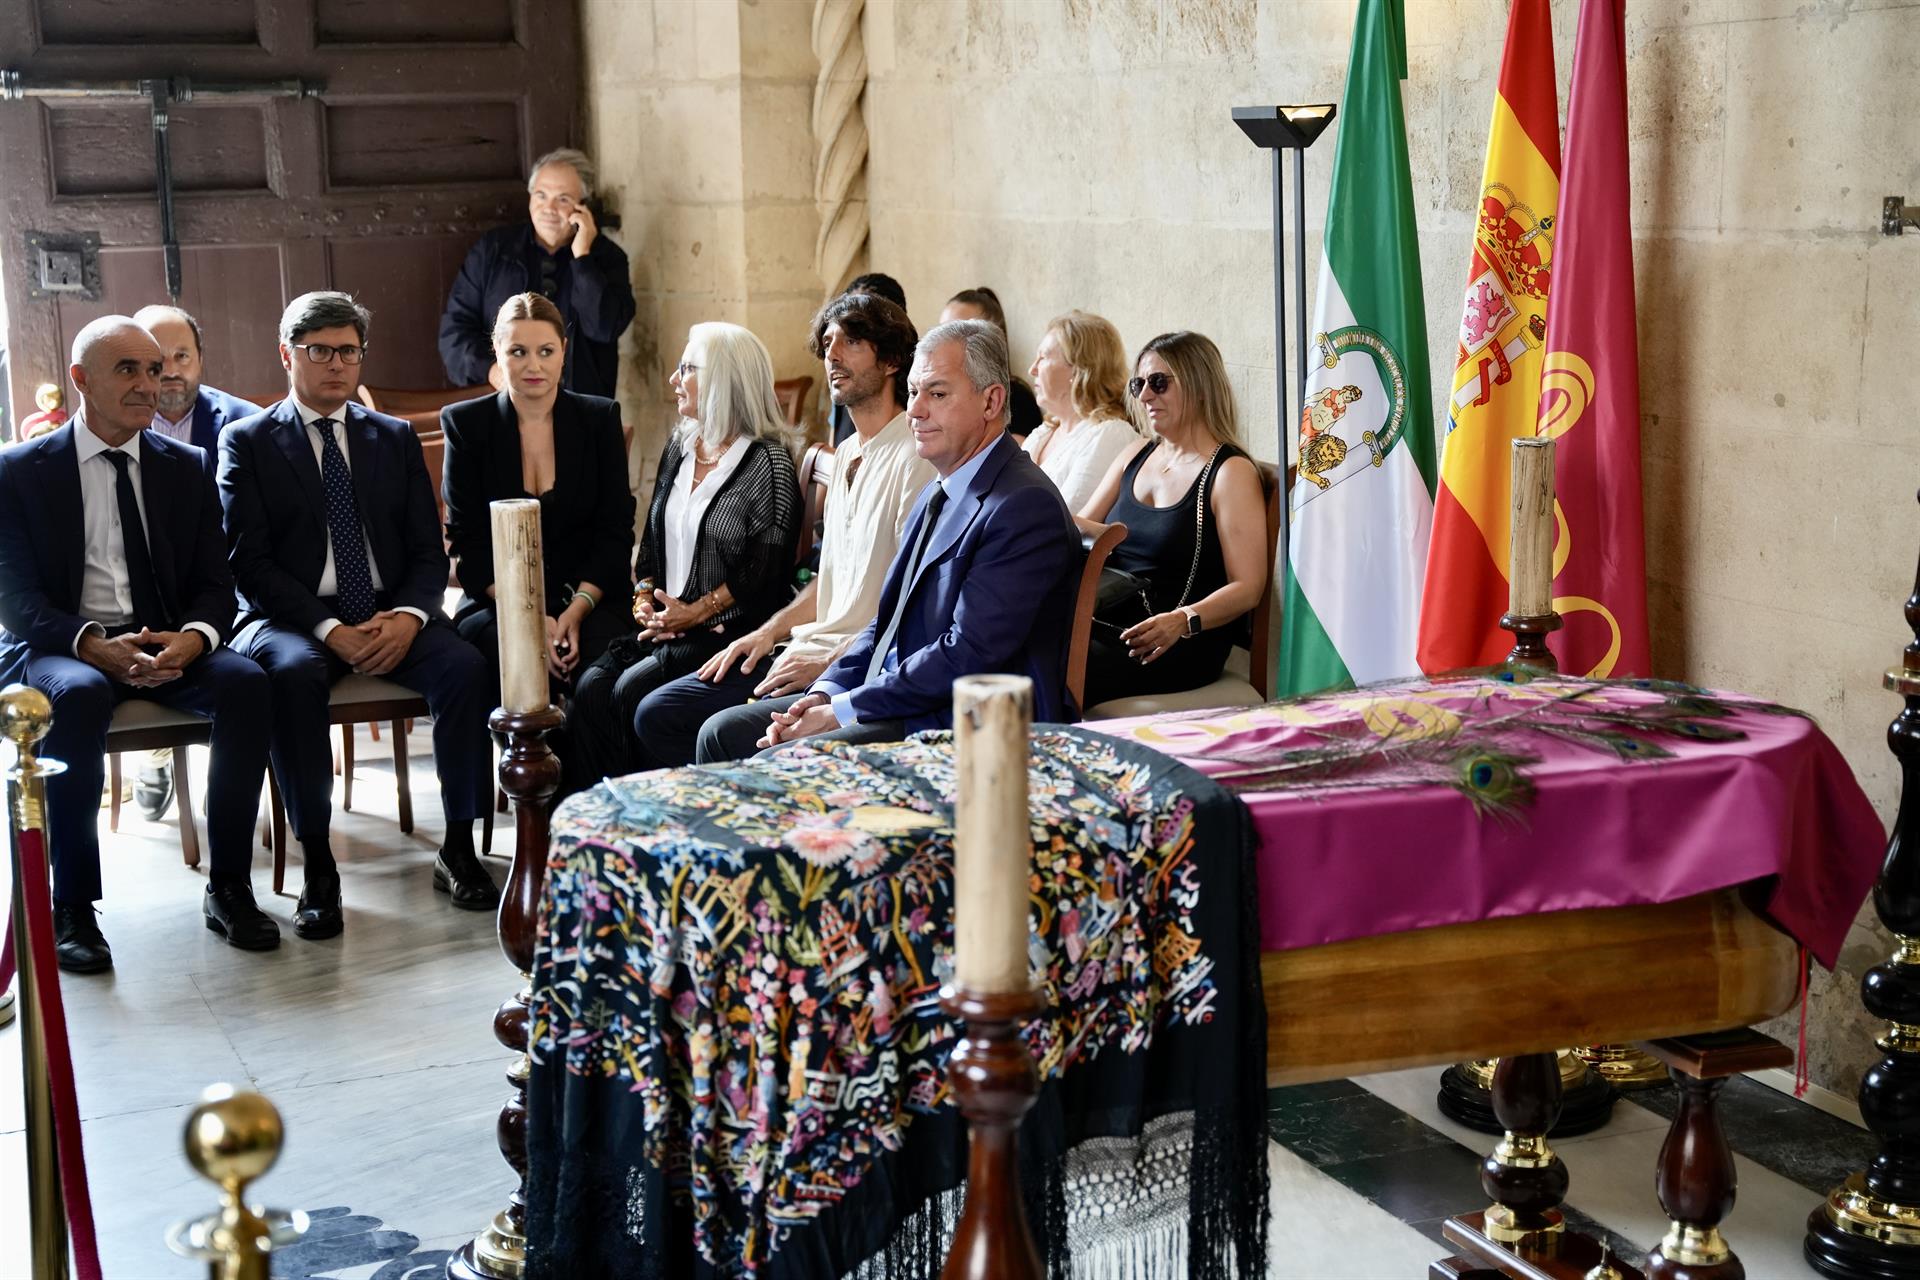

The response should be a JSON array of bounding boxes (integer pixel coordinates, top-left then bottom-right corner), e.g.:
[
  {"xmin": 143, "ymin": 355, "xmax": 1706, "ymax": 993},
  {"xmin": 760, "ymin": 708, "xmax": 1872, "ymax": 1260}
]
[
  {"xmin": 1245, "ymin": 461, "xmax": 1285, "ymax": 701},
  {"xmin": 360, "ymin": 384, "xmax": 491, "ymax": 416},
  {"xmin": 419, "ymin": 431, "xmax": 448, "ymax": 531},
  {"xmin": 1066, "ymin": 521, "xmax": 1129, "ymax": 716},
  {"xmin": 795, "ymin": 440, "xmax": 836, "ymax": 568},
  {"xmin": 774, "ymin": 376, "xmax": 814, "ymax": 429}
]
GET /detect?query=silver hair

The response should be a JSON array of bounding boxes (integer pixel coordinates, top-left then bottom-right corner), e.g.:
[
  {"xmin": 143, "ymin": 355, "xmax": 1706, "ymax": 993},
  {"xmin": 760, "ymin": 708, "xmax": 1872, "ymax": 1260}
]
[
  {"xmin": 70, "ymin": 315, "xmax": 158, "ymax": 371},
  {"xmin": 529, "ymin": 147, "xmax": 596, "ymax": 200},
  {"xmin": 917, "ymin": 319, "xmax": 1009, "ymax": 424},
  {"xmin": 680, "ymin": 322, "xmax": 790, "ymax": 454},
  {"xmin": 279, "ymin": 291, "xmax": 371, "ymax": 346}
]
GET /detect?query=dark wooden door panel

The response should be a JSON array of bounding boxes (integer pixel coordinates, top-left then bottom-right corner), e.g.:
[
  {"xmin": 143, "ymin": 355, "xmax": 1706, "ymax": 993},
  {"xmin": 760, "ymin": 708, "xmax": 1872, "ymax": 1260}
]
[{"xmin": 0, "ymin": 0, "xmax": 581, "ymax": 424}]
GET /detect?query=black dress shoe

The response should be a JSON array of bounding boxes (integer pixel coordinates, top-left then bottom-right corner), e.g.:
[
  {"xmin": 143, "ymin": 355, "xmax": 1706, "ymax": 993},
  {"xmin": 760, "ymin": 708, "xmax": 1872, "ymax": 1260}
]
[
  {"xmin": 203, "ymin": 881, "xmax": 281, "ymax": 951},
  {"xmin": 133, "ymin": 757, "xmax": 174, "ymax": 821},
  {"xmin": 52, "ymin": 901, "xmax": 112, "ymax": 974},
  {"xmin": 294, "ymin": 871, "xmax": 344, "ymax": 940},
  {"xmin": 433, "ymin": 847, "xmax": 500, "ymax": 911}
]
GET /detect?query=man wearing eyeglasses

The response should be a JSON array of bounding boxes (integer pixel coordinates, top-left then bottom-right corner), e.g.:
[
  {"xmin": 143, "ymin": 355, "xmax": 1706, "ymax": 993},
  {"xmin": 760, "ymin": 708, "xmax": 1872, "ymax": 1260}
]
[
  {"xmin": 437, "ymin": 147, "xmax": 635, "ymax": 400},
  {"xmin": 219, "ymin": 291, "xmax": 498, "ymax": 942}
]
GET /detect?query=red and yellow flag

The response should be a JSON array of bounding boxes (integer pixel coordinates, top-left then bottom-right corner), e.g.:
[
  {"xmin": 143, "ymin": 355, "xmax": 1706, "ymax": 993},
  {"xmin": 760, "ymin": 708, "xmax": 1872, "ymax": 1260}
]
[
  {"xmin": 1537, "ymin": 0, "xmax": 1649, "ymax": 677},
  {"xmin": 1416, "ymin": 0, "xmax": 1559, "ymax": 672}
]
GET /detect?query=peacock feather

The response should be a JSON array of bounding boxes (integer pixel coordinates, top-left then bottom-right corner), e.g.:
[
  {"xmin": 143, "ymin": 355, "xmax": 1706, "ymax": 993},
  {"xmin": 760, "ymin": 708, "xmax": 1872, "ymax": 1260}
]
[{"xmin": 1449, "ymin": 747, "xmax": 1538, "ymax": 824}]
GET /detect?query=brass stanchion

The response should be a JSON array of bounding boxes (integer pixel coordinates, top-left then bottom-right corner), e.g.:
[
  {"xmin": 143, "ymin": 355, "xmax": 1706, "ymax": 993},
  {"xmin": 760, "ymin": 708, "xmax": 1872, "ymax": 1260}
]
[
  {"xmin": 165, "ymin": 1084, "xmax": 305, "ymax": 1279},
  {"xmin": 5, "ymin": 683, "xmax": 70, "ymax": 1280}
]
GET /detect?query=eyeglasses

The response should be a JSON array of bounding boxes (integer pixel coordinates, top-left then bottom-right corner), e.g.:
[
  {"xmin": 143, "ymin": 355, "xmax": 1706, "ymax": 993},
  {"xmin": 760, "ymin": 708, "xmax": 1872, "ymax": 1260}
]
[
  {"xmin": 674, "ymin": 361, "xmax": 699, "ymax": 378},
  {"xmin": 1127, "ymin": 372, "xmax": 1175, "ymax": 397},
  {"xmin": 291, "ymin": 342, "xmax": 367, "ymax": 365}
]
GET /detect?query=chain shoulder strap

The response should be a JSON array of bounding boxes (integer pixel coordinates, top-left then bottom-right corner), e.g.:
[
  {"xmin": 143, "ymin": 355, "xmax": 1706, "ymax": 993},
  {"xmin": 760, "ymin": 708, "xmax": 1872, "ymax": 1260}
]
[{"xmin": 1174, "ymin": 444, "xmax": 1226, "ymax": 609}]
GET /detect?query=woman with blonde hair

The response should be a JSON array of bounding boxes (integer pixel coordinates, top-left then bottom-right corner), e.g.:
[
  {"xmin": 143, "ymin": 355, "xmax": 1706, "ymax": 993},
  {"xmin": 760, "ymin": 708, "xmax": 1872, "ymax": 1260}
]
[
  {"xmin": 563, "ymin": 321, "xmax": 800, "ymax": 792},
  {"xmin": 442, "ymin": 292, "xmax": 636, "ymax": 689},
  {"xmin": 1075, "ymin": 330, "xmax": 1267, "ymax": 711},
  {"xmin": 1022, "ymin": 309, "xmax": 1141, "ymax": 512}
]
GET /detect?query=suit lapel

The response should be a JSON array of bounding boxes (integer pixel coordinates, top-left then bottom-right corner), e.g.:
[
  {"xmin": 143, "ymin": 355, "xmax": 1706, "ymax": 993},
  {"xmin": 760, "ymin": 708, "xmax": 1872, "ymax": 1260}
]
[
  {"xmin": 270, "ymin": 401, "xmax": 327, "ymax": 520},
  {"xmin": 903, "ymin": 433, "xmax": 1016, "ymax": 600},
  {"xmin": 344, "ymin": 405, "xmax": 386, "ymax": 576},
  {"xmin": 43, "ymin": 427, "xmax": 86, "ymax": 607},
  {"xmin": 495, "ymin": 391, "xmax": 524, "ymax": 494},
  {"xmin": 136, "ymin": 434, "xmax": 176, "ymax": 612}
]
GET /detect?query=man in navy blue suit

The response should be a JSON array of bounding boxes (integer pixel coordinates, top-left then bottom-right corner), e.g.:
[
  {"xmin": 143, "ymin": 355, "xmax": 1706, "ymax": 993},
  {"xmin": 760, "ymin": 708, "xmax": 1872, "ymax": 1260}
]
[
  {"xmin": 695, "ymin": 319, "xmax": 1079, "ymax": 763},
  {"xmin": 219, "ymin": 292, "xmax": 497, "ymax": 941},
  {"xmin": 134, "ymin": 305, "xmax": 261, "ymax": 459},
  {"xmin": 129, "ymin": 303, "xmax": 261, "ymax": 820},
  {"xmin": 0, "ymin": 317, "xmax": 279, "ymax": 971}
]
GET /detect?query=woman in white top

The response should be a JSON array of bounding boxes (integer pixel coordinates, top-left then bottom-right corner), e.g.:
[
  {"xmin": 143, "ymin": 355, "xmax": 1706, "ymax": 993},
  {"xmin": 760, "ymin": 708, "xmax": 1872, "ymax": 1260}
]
[
  {"xmin": 562, "ymin": 321, "xmax": 800, "ymax": 794},
  {"xmin": 1022, "ymin": 310, "xmax": 1141, "ymax": 513}
]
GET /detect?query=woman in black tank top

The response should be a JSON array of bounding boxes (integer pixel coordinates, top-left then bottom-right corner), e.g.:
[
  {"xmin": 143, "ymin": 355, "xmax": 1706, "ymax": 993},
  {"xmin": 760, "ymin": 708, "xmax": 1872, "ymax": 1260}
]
[{"xmin": 1073, "ymin": 331, "xmax": 1271, "ymax": 713}]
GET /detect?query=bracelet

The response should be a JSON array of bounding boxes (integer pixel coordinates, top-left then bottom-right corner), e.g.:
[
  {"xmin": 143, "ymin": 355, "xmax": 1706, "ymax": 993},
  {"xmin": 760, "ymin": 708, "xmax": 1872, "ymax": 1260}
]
[{"xmin": 571, "ymin": 590, "xmax": 597, "ymax": 613}]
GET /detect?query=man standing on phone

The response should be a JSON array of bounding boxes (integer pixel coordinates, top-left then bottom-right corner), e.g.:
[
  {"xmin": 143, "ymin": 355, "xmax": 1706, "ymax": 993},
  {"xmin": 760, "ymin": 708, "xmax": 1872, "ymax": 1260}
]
[{"xmin": 438, "ymin": 148, "xmax": 636, "ymax": 400}]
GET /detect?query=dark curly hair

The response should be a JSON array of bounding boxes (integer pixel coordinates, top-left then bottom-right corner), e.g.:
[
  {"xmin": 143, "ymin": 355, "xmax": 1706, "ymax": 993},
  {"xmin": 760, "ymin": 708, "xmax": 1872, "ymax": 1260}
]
[{"xmin": 807, "ymin": 292, "xmax": 918, "ymax": 408}]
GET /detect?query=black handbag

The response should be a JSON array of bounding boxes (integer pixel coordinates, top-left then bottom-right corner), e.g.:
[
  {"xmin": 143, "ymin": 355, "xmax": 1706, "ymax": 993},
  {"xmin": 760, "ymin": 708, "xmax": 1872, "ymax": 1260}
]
[{"xmin": 1091, "ymin": 445, "xmax": 1223, "ymax": 637}]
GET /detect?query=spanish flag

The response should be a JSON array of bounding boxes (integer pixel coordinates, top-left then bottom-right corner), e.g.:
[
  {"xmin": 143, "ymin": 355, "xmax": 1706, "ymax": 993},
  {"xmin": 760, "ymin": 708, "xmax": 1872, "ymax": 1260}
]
[{"xmin": 1415, "ymin": 0, "xmax": 1560, "ymax": 672}]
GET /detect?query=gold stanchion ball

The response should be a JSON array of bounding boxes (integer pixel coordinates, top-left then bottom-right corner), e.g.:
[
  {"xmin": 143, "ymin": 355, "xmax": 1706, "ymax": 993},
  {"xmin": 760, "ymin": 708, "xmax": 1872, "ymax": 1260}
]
[
  {"xmin": 0, "ymin": 684, "xmax": 53, "ymax": 749},
  {"xmin": 183, "ymin": 1084, "xmax": 284, "ymax": 1190}
]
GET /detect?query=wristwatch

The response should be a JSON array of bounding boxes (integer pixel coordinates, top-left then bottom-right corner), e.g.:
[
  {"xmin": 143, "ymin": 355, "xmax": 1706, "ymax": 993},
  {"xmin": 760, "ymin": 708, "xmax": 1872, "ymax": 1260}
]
[{"xmin": 1180, "ymin": 606, "xmax": 1202, "ymax": 637}]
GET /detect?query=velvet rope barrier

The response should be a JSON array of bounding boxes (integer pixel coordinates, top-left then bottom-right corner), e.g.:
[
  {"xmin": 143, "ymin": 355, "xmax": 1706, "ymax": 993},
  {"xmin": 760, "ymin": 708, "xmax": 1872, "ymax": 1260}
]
[{"xmin": 6, "ymin": 683, "xmax": 102, "ymax": 1280}]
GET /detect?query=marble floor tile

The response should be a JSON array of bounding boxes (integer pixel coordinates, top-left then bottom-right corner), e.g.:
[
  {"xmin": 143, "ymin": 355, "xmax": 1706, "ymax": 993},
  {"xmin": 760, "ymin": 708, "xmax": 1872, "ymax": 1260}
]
[
  {"xmin": 1263, "ymin": 1140, "xmax": 1451, "ymax": 1279},
  {"xmin": 1632, "ymin": 1073, "xmax": 1874, "ymax": 1195},
  {"xmin": 1351, "ymin": 1065, "xmax": 1673, "ymax": 1154}
]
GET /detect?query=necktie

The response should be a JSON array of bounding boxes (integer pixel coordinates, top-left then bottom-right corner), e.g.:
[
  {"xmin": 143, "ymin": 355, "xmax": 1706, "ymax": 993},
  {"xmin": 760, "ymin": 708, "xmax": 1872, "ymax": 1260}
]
[
  {"xmin": 314, "ymin": 419, "xmax": 377, "ymax": 626},
  {"xmin": 101, "ymin": 450, "xmax": 169, "ymax": 631},
  {"xmin": 866, "ymin": 484, "xmax": 948, "ymax": 683}
]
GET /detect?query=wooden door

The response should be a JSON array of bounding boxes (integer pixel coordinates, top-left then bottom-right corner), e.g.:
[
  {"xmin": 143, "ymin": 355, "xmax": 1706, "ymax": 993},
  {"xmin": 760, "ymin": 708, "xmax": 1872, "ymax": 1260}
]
[{"xmin": 0, "ymin": 0, "xmax": 579, "ymax": 424}]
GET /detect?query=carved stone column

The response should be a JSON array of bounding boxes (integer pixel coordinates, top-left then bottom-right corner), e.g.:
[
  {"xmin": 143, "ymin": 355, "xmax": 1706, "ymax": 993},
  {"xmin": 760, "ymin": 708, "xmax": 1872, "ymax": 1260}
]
[{"xmin": 811, "ymin": 0, "xmax": 868, "ymax": 295}]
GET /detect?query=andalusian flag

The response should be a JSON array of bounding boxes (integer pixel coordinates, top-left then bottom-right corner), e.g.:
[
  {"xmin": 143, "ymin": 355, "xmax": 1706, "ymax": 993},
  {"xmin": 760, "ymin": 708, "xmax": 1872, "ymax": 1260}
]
[
  {"xmin": 1538, "ymin": 0, "xmax": 1649, "ymax": 677},
  {"xmin": 1417, "ymin": 0, "xmax": 1560, "ymax": 672},
  {"xmin": 1278, "ymin": 0, "xmax": 1436, "ymax": 694}
]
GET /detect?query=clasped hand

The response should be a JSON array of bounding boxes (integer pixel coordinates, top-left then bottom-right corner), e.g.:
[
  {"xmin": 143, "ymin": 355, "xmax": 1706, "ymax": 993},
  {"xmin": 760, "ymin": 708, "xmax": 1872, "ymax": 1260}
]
[
  {"xmin": 755, "ymin": 692, "xmax": 838, "ymax": 749},
  {"xmin": 80, "ymin": 627, "xmax": 204, "ymax": 688},
  {"xmin": 633, "ymin": 588, "xmax": 702, "ymax": 643},
  {"xmin": 324, "ymin": 610, "xmax": 422, "ymax": 676}
]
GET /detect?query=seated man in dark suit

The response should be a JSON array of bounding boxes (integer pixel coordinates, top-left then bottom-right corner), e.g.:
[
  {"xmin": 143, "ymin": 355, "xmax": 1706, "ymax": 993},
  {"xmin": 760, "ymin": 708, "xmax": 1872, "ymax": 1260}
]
[
  {"xmin": 219, "ymin": 291, "xmax": 497, "ymax": 941},
  {"xmin": 134, "ymin": 304, "xmax": 260, "ymax": 458},
  {"xmin": 130, "ymin": 303, "xmax": 261, "ymax": 819},
  {"xmin": 697, "ymin": 319, "xmax": 1078, "ymax": 762},
  {"xmin": 0, "ymin": 317, "xmax": 278, "ymax": 971}
]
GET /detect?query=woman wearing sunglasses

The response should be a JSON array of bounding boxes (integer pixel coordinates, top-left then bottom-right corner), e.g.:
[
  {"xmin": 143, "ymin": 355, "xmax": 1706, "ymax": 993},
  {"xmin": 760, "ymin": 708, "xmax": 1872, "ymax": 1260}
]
[
  {"xmin": 1073, "ymin": 331, "xmax": 1268, "ymax": 712},
  {"xmin": 560, "ymin": 321, "xmax": 800, "ymax": 794},
  {"xmin": 1022, "ymin": 309, "xmax": 1142, "ymax": 513}
]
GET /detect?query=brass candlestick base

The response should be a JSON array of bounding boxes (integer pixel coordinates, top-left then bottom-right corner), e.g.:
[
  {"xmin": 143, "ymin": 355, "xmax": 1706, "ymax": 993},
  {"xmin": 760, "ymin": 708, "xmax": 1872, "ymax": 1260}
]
[
  {"xmin": 1440, "ymin": 1051, "xmax": 1617, "ymax": 1138},
  {"xmin": 165, "ymin": 1085, "xmax": 306, "ymax": 1279},
  {"xmin": 1500, "ymin": 610, "xmax": 1563, "ymax": 671},
  {"xmin": 1575, "ymin": 1042, "xmax": 1670, "ymax": 1090}
]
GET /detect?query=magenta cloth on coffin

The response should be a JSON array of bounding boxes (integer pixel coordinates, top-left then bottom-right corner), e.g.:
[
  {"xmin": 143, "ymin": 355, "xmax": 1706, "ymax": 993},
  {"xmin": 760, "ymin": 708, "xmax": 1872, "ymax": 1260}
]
[{"xmin": 1089, "ymin": 675, "xmax": 1885, "ymax": 969}]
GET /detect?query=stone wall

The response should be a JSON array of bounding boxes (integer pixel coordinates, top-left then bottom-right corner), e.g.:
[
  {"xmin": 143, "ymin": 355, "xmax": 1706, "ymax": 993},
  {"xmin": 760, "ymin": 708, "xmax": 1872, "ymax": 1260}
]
[
  {"xmin": 580, "ymin": 0, "xmax": 829, "ymax": 492},
  {"xmin": 860, "ymin": 0, "xmax": 1917, "ymax": 1098}
]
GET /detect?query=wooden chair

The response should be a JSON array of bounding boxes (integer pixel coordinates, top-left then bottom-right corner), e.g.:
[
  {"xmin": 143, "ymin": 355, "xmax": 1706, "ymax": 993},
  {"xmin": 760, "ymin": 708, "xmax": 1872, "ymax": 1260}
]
[
  {"xmin": 264, "ymin": 674, "xmax": 493, "ymax": 894},
  {"xmin": 1083, "ymin": 461, "xmax": 1283, "ymax": 720},
  {"xmin": 359, "ymin": 384, "xmax": 490, "ymax": 436},
  {"xmin": 773, "ymin": 376, "xmax": 813, "ymax": 429},
  {"xmin": 794, "ymin": 440, "xmax": 836, "ymax": 568},
  {"xmin": 105, "ymin": 701, "xmax": 211, "ymax": 869},
  {"xmin": 1066, "ymin": 522, "xmax": 1129, "ymax": 717}
]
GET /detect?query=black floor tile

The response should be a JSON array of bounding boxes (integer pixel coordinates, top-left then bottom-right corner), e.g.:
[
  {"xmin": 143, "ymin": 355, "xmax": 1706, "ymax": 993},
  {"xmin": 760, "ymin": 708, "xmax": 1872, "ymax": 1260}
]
[
  {"xmin": 1268, "ymin": 1089, "xmax": 1464, "ymax": 1168},
  {"xmin": 1319, "ymin": 1142, "xmax": 1488, "ymax": 1222},
  {"xmin": 1630, "ymin": 1076, "xmax": 1874, "ymax": 1194}
]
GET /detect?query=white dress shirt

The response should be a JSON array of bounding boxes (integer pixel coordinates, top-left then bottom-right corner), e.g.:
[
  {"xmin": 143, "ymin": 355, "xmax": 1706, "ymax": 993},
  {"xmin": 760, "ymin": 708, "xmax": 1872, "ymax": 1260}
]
[
  {"xmin": 661, "ymin": 430, "xmax": 750, "ymax": 600},
  {"xmin": 70, "ymin": 415, "xmax": 220, "ymax": 656},
  {"xmin": 150, "ymin": 406, "xmax": 194, "ymax": 443},
  {"xmin": 288, "ymin": 397, "xmax": 427, "ymax": 641}
]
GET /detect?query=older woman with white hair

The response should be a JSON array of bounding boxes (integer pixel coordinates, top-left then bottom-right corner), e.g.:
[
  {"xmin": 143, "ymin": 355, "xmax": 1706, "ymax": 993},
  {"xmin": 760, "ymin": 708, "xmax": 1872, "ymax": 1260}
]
[{"xmin": 562, "ymin": 322, "xmax": 801, "ymax": 793}]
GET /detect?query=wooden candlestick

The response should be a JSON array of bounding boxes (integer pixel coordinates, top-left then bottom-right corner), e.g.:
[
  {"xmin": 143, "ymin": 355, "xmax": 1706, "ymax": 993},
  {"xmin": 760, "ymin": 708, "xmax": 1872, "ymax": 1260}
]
[
  {"xmin": 952, "ymin": 675, "xmax": 1034, "ymax": 995},
  {"xmin": 940, "ymin": 674, "xmax": 1043, "ymax": 1280},
  {"xmin": 490, "ymin": 499, "xmax": 548, "ymax": 715},
  {"xmin": 1806, "ymin": 488, "xmax": 1920, "ymax": 1280},
  {"xmin": 450, "ymin": 499, "xmax": 564, "ymax": 1280},
  {"xmin": 939, "ymin": 986, "xmax": 1045, "ymax": 1280}
]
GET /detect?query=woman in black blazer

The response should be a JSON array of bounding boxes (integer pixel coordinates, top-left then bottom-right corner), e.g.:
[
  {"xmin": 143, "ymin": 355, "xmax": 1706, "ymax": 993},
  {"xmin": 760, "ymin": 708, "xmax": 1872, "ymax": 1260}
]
[{"xmin": 441, "ymin": 292, "xmax": 636, "ymax": 688}]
